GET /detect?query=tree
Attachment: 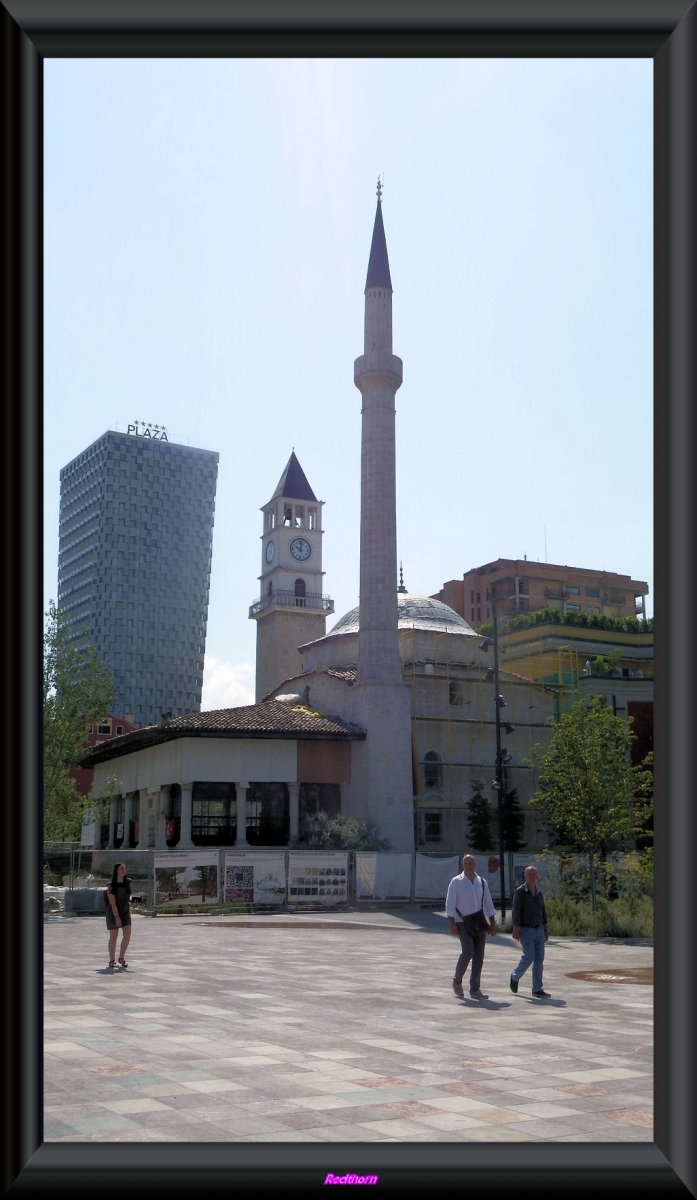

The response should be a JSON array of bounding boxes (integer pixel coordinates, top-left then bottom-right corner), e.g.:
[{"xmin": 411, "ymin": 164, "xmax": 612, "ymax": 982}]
[
  {"xmin": 43, "ymin": 600, "xmax": 115, "ymax": 842},
  {"xmin": 299, "ymin": 811, "xmax": 390, "ymax": 851},
  {"xmin": 467, "ymin": 779, "xmax": 493, "ymax": 851},
  {"xmin": 528, "ymin": 696, "xmax": 652, "ymax": 910}
]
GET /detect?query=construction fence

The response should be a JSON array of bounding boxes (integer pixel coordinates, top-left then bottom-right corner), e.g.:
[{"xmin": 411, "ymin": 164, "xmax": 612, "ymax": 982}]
[{"xmin": 44, "ymin": 843, "xmax": 538, "ymax": 914}]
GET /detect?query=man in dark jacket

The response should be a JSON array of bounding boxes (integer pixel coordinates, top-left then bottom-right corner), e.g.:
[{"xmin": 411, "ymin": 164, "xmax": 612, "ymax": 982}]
[{"xmin": 509, "ymin": 865, "xmax": 551, "ymax": 998}]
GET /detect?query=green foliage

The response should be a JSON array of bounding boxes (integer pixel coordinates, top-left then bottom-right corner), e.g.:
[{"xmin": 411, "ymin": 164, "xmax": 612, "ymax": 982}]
[
  {"xmin": 43, "ymin": 600, "xmax": 116, "ymax": 841},
  {"xmin": 534, "ymin": 850, "xmax": 653, "ymax": 904},
  {"xmin": 528, "ymin": 697, "xmax": 652, "ymax": 909},
  {"xmin": 589, "ymin": 649, "xmax": 622, "ymax": 676},
  {"xmin": 477, "ymin": 607, "xmax": 653, "ymax": 637},
  {"xmin": 545, "ymin": 895, "xmax": 652, "ymax": 938},
  {"xmin": 467, "ymin": 779, "xmax": 493, "ymax": 851},
  {"xmin": 299, "ymin": 811, "xmax": 390, "ymax": 851}
]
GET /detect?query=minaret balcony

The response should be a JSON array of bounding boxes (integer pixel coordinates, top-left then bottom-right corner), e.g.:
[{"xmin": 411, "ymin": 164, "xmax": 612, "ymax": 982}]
[{"xmin": 249, "ymin": 590, "xmax": 335, "ymax": 617}]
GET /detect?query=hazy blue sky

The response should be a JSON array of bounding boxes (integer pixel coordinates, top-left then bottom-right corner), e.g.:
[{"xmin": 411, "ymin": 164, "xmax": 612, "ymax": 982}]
[{"xmin": 44, "ymin": 57, "xmax": 653, "ymax": 710}]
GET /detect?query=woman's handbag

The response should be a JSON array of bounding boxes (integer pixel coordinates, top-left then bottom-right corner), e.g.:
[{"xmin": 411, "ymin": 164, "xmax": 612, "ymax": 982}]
[{"xmin": 457, "ymin": 877, "xmax": 489, "ymax": 936}]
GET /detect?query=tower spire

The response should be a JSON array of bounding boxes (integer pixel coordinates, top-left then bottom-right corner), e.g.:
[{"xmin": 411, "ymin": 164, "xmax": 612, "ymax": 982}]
[
  {"xmin": 351, "ymin": 190, "xmax": 413, "ymax": 852},
  {"xmin": 354, "ymin": 191, "xmax": 403, "ymax": 683},
  {"xmin": 365, "ymin": 186, "xmax": 392, "ymax": 293}
]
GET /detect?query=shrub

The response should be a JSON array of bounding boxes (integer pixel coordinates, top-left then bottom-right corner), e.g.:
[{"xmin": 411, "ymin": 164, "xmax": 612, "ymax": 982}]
[
  {"xmin": 499, "ymin": 894, "xmax": 652, "ymax": 938},
  {"xmin": 298, "ymin": 811, "xmax": 390, "ymax": 851}
]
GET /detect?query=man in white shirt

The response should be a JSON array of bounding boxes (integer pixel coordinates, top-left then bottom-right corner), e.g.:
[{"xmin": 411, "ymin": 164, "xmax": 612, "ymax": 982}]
[{"xmin": 445, "ymin": 854, "xmax": 497, "ymax": 1000}]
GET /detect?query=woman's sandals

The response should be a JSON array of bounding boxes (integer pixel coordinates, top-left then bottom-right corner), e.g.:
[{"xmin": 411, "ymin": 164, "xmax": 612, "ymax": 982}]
[{"xmin": 118, "ymin": 958, "xmax": 129, "ymax": 969}]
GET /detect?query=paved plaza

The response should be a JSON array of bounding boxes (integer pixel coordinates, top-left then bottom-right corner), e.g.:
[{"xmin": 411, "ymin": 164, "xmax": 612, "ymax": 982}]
[{"xmin": 44, "ymin": 908, "xmax": 653, "ymax": 1144}]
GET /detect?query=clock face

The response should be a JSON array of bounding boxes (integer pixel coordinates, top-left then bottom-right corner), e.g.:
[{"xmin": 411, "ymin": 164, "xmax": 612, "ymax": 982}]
[
  {"xmin": 265, "ymin": 540, "xmax": 275, "ymax": 564},
  {"xmin": 289, "ymin": 537, "xmax": 312, "ymax": 561}
]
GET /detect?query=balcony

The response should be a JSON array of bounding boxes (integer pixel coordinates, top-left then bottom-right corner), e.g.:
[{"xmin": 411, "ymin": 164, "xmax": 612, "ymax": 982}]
[{"xmin": 249, "ymin": 590, "xmax": 335, "ymax": 617}]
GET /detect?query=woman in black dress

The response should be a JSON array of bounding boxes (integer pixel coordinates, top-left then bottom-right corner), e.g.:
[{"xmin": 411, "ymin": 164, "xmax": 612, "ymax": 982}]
[{"xmin": 106, "ymin": 862, "xmax": 132, "ymax": 969}]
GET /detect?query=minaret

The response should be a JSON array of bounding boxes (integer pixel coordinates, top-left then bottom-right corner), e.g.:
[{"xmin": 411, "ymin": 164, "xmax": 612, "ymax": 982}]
[
  {"xmin": 354, "ymin": 179, "xmax": 404, "ymax": 685},
  {"xmin": 249, "ymin": 451, "xmax": 333, "ymax": 701},
  {"xmin": 350, "ymin": 182, "xmax": 414, "ymax": 851}
]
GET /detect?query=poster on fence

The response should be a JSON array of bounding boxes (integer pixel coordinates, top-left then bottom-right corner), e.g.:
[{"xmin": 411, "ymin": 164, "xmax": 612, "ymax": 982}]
[
  {"xmin": 482, "ymin": 854, "xmax": 532, "ymax": 900},
  {"xmin": 153, "ymin": 851, "xmax": 219, "ymax": 905},
  {"xmin": 287, "ymin": 852, "xmax": 348, "ymax": 904},
  {"xmin": 413, "ymin": 853, "xmax": 460, "ymax": 900},
  {"xmin": 356, "ymin": 853, "xmax": 412, "ymax": 900},
  {"xmin": 80, "ymin": 807, "xmax": 96, "ymax": 848},
  {"xmin": 224, "ymin": 852, "xmax": 286, "ymax": 904}
]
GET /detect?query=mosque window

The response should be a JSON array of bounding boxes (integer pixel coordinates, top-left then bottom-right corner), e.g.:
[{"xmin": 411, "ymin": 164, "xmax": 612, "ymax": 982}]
[
  {"xmin": 424, "ymin": 751, "xmax": 442, "ymax": 788},
  {"xmin": 449, "ymin": 680, "xmax": 465, "ymax": 706},
  {"xmin": 423, "ymin": 812, "xmax": 443, "ymax": 842}
]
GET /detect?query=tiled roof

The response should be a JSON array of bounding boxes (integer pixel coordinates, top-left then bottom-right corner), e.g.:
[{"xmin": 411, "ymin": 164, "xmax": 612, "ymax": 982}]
[{"xmin": 81, "ymin": 700, "xmax": 365, "ymax": 766}]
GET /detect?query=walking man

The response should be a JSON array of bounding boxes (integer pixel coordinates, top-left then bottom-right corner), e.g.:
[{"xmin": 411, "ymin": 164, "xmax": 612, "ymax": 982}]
[
  {"xmin": 446, "ymin": 854, "xmax": 497, "ymax": 1000},
  {"xmin": 510, "ymin": 864, "xmax": 551, "ymax": 998}
]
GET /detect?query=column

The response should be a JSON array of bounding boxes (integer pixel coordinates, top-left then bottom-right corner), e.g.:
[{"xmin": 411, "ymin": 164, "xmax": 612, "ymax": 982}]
[
  {"xmin": 123, "ymin": 792, "xmax": 135, "ymax": 849},
  {"xmin": 288, "ymin": 782, "xmax": 300, "ymax": 844},
  {"xmin": 179, "ymin": 781, "xmax": 194, "ymax": 849},
  {"xmin": 338, "ymin": 783, "xmax": 347, "ymax": 816},
  {"xmin": 156, "ymin": 786, "xmax": 169, "ymax": 851},
  {"xmin": 135, "ymin": 793, "xmax": 145, "ymax": 851},
  {"xmin": 107, "ymin": 795, "xmax": 119, "ymax": 849},
  {"xmin": 236, "ymin": 782, "xmax": 249, "ymax": 847}
]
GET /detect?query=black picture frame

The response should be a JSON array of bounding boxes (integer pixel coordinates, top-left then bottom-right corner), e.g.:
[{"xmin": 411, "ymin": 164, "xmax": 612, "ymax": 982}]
[{"xmin": 3, "ymin": 1, "xmax": 695, "ymax": 1194}]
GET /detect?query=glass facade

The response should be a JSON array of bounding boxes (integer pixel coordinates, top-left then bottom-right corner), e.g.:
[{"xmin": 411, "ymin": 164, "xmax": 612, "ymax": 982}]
[{"xmin": 58, "ymin": 430, "xmax": 218, "ymax": 728}]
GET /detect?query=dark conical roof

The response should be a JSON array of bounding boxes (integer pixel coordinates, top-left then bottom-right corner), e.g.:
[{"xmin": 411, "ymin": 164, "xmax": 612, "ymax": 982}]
[
  {"xmin": 271, "ymin": 451, "xmax": 317, "ymax": 501},
  {"xmin": 365, "ymin": 200, "xmax": 392, "ymax": 292}
]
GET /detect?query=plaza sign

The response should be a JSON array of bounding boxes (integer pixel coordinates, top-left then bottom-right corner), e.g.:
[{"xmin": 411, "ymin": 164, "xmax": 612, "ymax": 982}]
[{"xmin": 127, "ymin": 421, "xmax": 169, "ymax": 441}]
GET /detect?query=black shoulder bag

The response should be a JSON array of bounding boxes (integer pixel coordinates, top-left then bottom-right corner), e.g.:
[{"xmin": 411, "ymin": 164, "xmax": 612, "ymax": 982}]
[{"xmin": 457, "ymin": 876, "xmax": 489, "ymax": 937}]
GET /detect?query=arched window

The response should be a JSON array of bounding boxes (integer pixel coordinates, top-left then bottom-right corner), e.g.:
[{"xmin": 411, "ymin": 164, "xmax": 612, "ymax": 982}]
[
  {"xmin": 424, "ymin": 750, "xmax": 442, "ymax": 789},
  {"xmin": 294, "ymin": 578, "xmax": 306, "ymax": 607},
  {"xmin": 267, "ymin": 581, "xmax": 273, "ymax": 596}
]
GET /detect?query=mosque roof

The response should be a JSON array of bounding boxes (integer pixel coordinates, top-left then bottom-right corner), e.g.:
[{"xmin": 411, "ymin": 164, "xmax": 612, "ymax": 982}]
[
  {"xmin": 365, "ymin": 199, "xmax": 393, "ymax": 292},
  {"xmin": 271, "ymin": 451, "xmax": 317, "ymax": 502},
  {"xmin": 328, "ymin": 593, "xmax": 478, "ymax": 637},
  {"xmin": 81, "ymin": 700, "xmax": 365, "ymax": 765}
]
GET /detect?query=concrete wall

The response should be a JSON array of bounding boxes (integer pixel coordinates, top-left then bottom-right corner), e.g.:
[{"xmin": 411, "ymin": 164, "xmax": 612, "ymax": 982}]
[{"xmin": 93, "ymin": 736, "xmax": 299, "ymax": 793}]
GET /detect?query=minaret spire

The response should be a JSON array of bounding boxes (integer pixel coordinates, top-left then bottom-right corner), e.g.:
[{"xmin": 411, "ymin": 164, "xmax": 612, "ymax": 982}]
[
  {"xmin": 354, "ymin": 186, "xmax": 403, "ymax": 685},
  {"xmin": 350, "ymin": 187, "xmax": 414, "ymax": 851}
]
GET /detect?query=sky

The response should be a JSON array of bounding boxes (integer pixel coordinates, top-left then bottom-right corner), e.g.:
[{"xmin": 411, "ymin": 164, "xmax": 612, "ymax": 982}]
[{"xmin": 44, "ymin": 57, "xmax": 653, "ymax": 712}]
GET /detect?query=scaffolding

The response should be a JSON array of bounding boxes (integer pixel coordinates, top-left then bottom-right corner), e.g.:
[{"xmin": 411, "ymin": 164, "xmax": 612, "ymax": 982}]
[{"xmin": 399, "ymin": 627, "xmax": 556, "ymax": 851}]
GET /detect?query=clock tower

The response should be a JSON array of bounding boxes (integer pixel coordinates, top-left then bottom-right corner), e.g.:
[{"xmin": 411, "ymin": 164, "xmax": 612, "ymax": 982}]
[{"xmin": 249, "ymin": 451, "xmax": 334, "ymax": 701}]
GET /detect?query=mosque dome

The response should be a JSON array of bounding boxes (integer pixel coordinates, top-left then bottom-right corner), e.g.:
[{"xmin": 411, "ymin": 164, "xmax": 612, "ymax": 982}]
[{"xmin": 328, "ymin": 593, "xmax": 478, "ymax": 638}]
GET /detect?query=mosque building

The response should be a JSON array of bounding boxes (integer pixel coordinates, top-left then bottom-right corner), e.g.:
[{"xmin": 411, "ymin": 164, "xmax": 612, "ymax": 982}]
[{"xmin": 84, "ymin": 187, "xmax": 557, "ymax": 857}]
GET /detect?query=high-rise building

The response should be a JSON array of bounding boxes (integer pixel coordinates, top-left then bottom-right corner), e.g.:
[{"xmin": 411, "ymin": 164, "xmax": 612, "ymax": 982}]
[{"xmin": 58, "ymin": 429, "xmax": 218, "ymax": 728}]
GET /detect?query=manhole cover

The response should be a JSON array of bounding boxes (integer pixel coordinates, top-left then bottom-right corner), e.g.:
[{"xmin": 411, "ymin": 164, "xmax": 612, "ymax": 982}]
[{"xmin": 566, "ymin": 968, "xmax": 653, "ymax": 985}]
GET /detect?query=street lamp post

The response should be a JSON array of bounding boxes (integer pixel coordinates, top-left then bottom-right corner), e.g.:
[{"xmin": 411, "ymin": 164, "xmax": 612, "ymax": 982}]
[{"xmin": 480, "ymin": 613, "xmax": 514, "ymax": 922}]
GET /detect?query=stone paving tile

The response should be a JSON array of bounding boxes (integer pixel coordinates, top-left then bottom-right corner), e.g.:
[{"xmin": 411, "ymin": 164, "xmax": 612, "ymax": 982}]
[{"xmin": 44, "ymin": 913, "xmax": 653, "ymax": 1144}]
